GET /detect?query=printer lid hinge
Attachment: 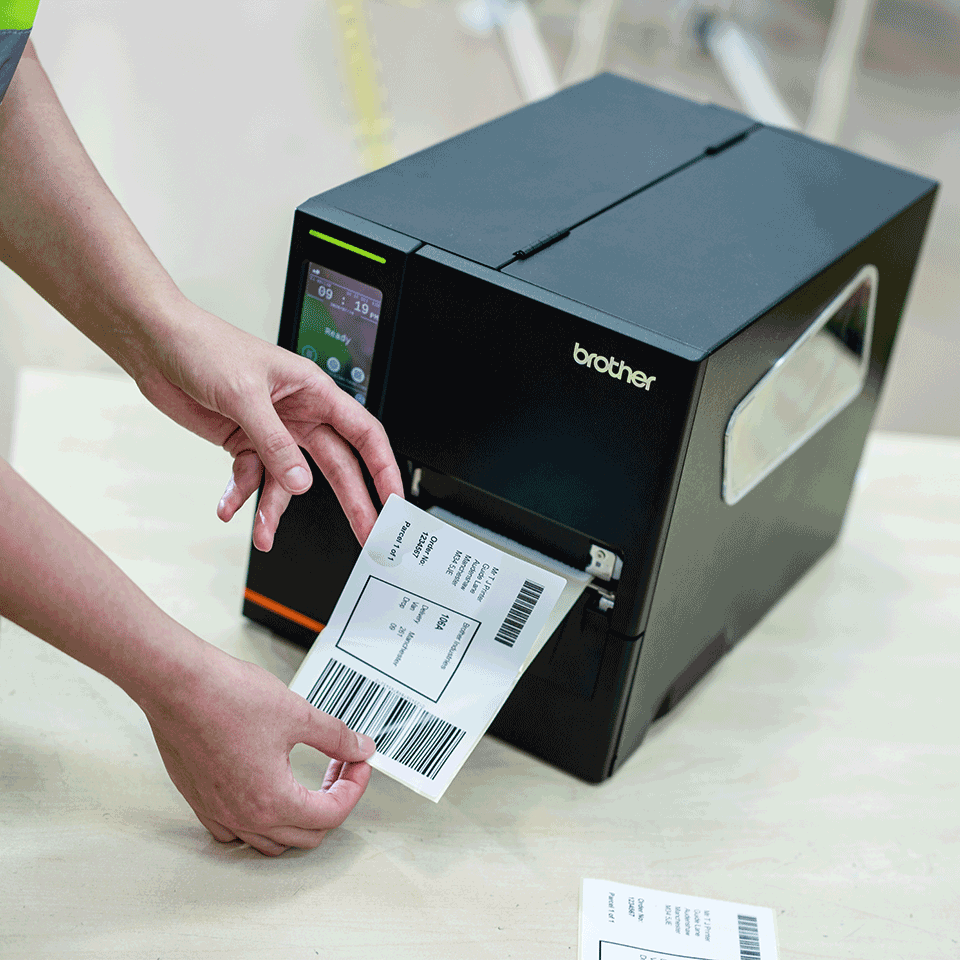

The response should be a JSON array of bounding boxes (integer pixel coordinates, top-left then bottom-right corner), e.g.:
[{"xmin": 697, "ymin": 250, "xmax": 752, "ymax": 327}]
[
  {"xmin": 704, "ymin": 123, "xmax": 761, "ymax": 156},
  {"xmin": 511, "ymin": 228, "xmax": 571, "ymax": 261}
]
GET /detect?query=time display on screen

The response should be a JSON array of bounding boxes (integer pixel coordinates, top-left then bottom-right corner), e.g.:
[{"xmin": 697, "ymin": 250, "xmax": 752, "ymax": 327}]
[{"xmin": 296, "ymin": 262, "xmax": 383, "ymax": 406}]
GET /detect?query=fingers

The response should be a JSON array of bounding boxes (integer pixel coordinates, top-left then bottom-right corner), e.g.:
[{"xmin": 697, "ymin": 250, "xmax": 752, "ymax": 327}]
[
  {"xmin": 198, "ymin": 761, "xmax": 371, "ymax": 856},
  {"xmin": 298, "ymin": 698, "xmax": 377, "ymax": 762},
  {"xmin": 255, "ymin": 826, "xmax": 326, "ymax": 850},
  {"xmin": 238, "ymin": 424, "xmax": 395, "ymax": 548},
  {"xmin": 322, "ymin": 759, "xmax": 348, "ymax": 792},
  {"xmin": 236, "ymin": 831, "xmax": 289, "ymax": 857},
  {"xmin": 235, "ymin": 392, "xmax": 314, "ymax": 498},
  {"xmin": 230, "ymin": 758, "xmax": 371, "ymax": 855},
  {"xmin": 193, "ymin": 766, "xmax": 368, "ymax": 856},
  {"xmin": 215, "ymin": 443, "xmax": 293, "ymax": 549},
  {"xmin": 318, "ymin": 392, "xmax": 405, "ymax": 517},
  {"xmin": 219, "ymin": 358, "xmax": 404, "ymax": 545},
  {"xmin": 217, "ymin": 450, "xmax": 263, "ymax": 522},
  {"xmin": 197, "ymin": 813, "xmax": 239, "ymax": 844},
  {"xmin": 302, "ymin": 425, "xmax": 381, "ymax": 544},
  {"xmin": 200, "ymin": 762, "xmax": 371, "ymax": 856},
  {"xmin": 197, "ymin": 815, "xmax": 292, "ymax": 858},
  {"xmin": 233, "ymin": 699, "xmax": 374, "ymax": 844},
  {"xmin": 252, "ymin": 478, "xmax": 292, "ymax": 552},
  {"xmin": 191, "ymin": 702, "xmax": 375, "ymax": 856},
  {"xmin": 245, "ymin": 759, "xmax": 370, "ymax": 850},
  {"xmin": 287, "ymin": 759, "xmax": 373, "ymax": 835}
]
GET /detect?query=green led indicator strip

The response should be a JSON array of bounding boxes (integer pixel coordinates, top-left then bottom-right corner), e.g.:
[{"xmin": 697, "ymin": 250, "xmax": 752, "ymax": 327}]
[{"xmin": 309, "ymin": 230, "xmax": 386, "ymax": 264}]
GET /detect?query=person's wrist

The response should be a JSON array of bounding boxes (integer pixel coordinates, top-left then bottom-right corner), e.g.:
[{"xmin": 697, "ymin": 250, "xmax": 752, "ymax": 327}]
[
  {"xmin": 114, "ymin": 285, "xmax": 198, "ymax": 386},
  {"xmin": 117, "ymin": 613, "xmax": 222, "ymax": 721}
]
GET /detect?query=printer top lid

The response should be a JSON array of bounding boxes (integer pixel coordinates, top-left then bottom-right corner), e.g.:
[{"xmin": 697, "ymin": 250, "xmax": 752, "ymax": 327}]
[
  {"xmin": 318, "ymin": 73, "xmax": 754, "ymax": 269},
  {"xmin": 504, "ymin": 125, "xmax": 938, "ymax": 359}
]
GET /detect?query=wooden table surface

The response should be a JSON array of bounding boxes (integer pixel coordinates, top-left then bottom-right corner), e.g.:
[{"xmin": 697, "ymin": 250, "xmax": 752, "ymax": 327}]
[{"xmin": 2, "ymin": 368, "xmax": 958, "ymax": 959}]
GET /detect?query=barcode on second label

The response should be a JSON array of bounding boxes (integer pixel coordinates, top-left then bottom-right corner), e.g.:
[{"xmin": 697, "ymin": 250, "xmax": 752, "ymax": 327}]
[
  {"xmin": 494, "ymin": 579, "xmax": 545, "ymax": 647},
  {"xmin": 737, "ymin": 914, "xmax": 761, "ymax": 960},
  {"xmin": 306, "ymin": 659, "xmax": 466, "ymax": 780}
]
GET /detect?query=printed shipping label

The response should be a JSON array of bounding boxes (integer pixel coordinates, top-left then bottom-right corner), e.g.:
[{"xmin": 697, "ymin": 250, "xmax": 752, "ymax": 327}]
[
  {"xmin": 290, "ymin": 495, "xmax": 590, "ymax": 801},
  {"xmin": 580, "ymin": 879, "xmax": 779, "ymax": 960}
]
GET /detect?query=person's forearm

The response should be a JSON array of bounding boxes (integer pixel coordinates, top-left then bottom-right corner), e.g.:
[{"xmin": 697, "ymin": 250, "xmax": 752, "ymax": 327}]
[
  {"xmin": 0, "ymin": 41, "xmax": 404, "ymax": 548},
  {"xmin": 0, "ymin": 456, "xmax": 208, "ymax": 711},
  {"xmin": 0, "ymin": 455, "xmax": 377, "ymax": 854},
  {"xmin": 0, "ymin": 41, "xmax": 185, "ymax": 380}
]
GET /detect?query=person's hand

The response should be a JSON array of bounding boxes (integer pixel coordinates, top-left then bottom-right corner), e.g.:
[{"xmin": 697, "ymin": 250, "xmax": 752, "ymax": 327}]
[
  {"xmin": 1, "ymin": 46, "xmax": 400, "ymax": 545},
  {"xmin": 130, "ymin": 301, "xmax": 403, "ymax": 547},
  {"xmin": 140, "ymin": 646, "xmax": 376, "ymax": 856}
]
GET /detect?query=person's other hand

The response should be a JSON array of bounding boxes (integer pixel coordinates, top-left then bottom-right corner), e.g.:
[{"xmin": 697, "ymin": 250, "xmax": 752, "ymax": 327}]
[
  {"xmin": 141, "ymin": 647, "xmax": 376, "ymax": 856},
  {"xmin": 132, "ymin": 302, "xmax": 403, "ymax": 547}
]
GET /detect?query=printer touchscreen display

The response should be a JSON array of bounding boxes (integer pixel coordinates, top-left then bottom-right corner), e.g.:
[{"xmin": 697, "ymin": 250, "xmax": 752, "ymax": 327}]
[{"xmin": 295, "ymin": 262, "xmax": 383, "ymax": 406}]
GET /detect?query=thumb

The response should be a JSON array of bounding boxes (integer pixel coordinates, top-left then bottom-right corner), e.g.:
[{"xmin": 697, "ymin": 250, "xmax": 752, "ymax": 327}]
[
  {"xmin": 239, "ymin": 396, "xmax": 313, "ymax": 495},
  {"xmin": 299, "ymin": 703, "xmax": 377, "ymax": 762}
]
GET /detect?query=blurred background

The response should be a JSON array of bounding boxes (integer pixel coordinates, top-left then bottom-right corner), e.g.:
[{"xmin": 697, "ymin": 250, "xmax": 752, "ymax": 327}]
[{"xmin": 1, "ymin": 0, "xmax": 957, "ymax": 456}]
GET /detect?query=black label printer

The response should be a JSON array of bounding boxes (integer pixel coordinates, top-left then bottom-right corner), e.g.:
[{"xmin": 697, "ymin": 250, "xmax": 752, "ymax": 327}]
[{"xmin": 244, "ymin": 73, "xmax": 937, "ymax": 783}]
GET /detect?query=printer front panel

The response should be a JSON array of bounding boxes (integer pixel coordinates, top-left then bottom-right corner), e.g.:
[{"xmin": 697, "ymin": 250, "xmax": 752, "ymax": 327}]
[
  {"xmin": 380, "ymin": 248, "xmax": 702, "ymax": 639},
  {"xmin": 244, "ymin": 207, "xmax": 420, "ymax": 642}
]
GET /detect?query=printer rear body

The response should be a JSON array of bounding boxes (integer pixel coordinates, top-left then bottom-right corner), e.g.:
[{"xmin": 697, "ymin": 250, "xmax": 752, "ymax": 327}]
[{"xmin": 244, "ymin": 74, "xmax": 937, "ymax": 783}]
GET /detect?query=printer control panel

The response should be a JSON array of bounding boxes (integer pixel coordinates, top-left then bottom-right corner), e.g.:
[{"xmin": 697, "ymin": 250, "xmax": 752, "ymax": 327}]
[
  {"xmin": 277, "ymin": 208, "xmax": 417, "ymax": 420},
  {"xmin": 295, "ymin": 262, "xmax": 383, "ymax": 406}
]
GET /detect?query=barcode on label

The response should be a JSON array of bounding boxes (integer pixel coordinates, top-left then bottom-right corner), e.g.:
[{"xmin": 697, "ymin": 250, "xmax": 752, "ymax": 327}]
[
  {"xmin": 306, "ymin": 659, "xmax": 466, "ymax": 780},
  {"xmin": 494, "ymin": 579, "xmax": 545, "ymax": 647},
  {"xmin": 737, "ymin": 914, "xmax": 761, "ymax": 960}
]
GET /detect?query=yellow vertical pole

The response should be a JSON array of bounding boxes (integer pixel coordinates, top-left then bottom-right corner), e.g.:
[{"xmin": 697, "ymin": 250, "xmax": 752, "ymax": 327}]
[{"xmin": 330, "ymin": 0, "xmax": 396, "ymax": 171}]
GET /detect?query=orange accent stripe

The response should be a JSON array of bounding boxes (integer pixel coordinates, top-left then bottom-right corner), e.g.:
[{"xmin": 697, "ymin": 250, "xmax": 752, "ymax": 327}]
[{"xmin": 244, "ymin": 588, "xmax": 325, "ymax": 633}]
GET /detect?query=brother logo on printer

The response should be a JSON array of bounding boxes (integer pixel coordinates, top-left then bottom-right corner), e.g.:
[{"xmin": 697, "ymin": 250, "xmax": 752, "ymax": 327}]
[{"xmin": 573, "ymin": 343, "xmax": 656, "ymax": 390}]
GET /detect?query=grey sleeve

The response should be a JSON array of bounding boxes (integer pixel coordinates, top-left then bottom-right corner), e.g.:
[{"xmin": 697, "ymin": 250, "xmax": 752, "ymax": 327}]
[{"xmin": 0, "ymin": 28, "xmax": 30, "ymax": 105}]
